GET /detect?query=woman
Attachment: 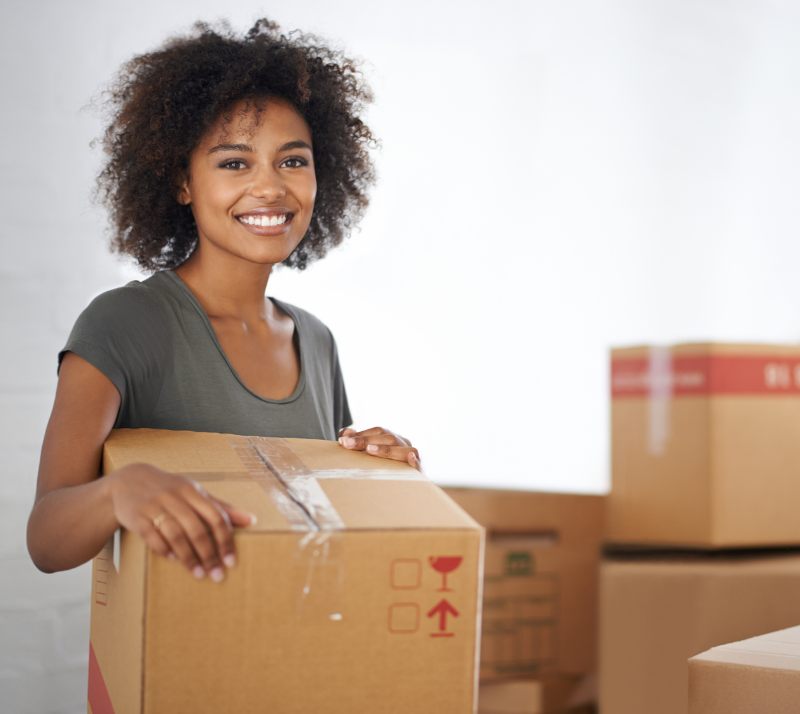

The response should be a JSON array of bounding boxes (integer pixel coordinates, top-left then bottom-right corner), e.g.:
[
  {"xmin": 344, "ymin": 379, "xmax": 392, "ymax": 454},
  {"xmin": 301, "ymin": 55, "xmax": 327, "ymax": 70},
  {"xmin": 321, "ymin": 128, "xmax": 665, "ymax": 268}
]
[{"xmin": 27, "ymin": 20, "xmax": 419, "ymax": 584}]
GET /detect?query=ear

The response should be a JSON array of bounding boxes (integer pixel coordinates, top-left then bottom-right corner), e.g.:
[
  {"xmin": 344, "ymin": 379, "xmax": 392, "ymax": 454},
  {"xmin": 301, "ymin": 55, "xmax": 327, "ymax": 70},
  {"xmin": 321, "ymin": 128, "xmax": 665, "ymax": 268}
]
[{"xmin": 175, "ymin": 169, "xmax": 191, "ymax": 206}]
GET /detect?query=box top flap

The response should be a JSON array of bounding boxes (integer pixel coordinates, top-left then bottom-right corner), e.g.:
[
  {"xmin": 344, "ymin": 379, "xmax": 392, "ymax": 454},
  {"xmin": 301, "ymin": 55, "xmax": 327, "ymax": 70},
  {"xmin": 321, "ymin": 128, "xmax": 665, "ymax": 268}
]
[
  {"xmin": 443, "ymin": 487, "xmax": 604, "ymax": 543},
  {"xmin": 103, "ymin": 429, "xmax": 479, "ymax": 532},
  {"xmin": 201, "ymin": 481, "xmax": 300, "ymax": 533},
  {"xmin": 691, "ymin": 625, "xmax": 800, "ymax": 673},
  {"xmin": 103, "ymin": 429, "xmax": 249, "ymax": 475},
  {"xmin": 319, "ymin": 479, "xmax": 479, "ymax": 530}
]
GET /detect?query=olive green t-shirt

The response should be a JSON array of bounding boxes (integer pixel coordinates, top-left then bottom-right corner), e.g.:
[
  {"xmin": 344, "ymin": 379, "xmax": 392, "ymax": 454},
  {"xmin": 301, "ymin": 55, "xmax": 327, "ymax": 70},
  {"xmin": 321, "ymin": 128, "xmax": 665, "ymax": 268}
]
[{"xmin": 59, "ymin": 270, "xmax": 351, "ymax": 440}]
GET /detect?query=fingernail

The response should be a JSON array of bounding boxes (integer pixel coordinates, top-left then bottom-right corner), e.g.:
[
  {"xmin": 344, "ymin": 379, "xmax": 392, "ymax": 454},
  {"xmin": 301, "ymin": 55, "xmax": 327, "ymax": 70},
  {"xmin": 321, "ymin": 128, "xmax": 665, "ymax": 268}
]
[
  {"xmin": 193, "ymin": 566, "xmax": 205, "ymax": 579},
  {"xmin": 210, "ymin": 567, "xmax": 225, "ymax": 583},
  {"xmin": 344, "ymin": 437, "xmax": 356, "ymax": 447},
  {"xmin": 167, "ymin": 552, "xmax": 177, "ymax": 560},
  {"xmin": 250, "ymin": 514, "xmax": 258, "ymax": 526},
  {"xmin": 367, "ymin": 444, "xmax": 378, "ymax": 453},
  {"xmin": 338, "ymin": 437, "xmax": 343, "ymax": 445},
  {"xmin": 223, "ymin": 554, "xmax": 236, "ymax": 568}
]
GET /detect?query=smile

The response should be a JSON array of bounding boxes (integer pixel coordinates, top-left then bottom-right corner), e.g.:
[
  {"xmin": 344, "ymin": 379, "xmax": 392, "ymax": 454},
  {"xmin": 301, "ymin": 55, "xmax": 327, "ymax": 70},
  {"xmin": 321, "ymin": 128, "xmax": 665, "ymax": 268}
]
[{"xmin": 238, "ymin": 214, "xmax": 289, "ymax": 227}]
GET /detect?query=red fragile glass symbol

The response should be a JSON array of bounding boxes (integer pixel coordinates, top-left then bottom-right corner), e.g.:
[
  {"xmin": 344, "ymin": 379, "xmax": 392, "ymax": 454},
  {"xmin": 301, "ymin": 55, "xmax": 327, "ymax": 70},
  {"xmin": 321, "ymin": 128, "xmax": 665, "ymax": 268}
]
[{"xmin": 429, "ymin": 556, "xmax": 462, "ymax": 591}]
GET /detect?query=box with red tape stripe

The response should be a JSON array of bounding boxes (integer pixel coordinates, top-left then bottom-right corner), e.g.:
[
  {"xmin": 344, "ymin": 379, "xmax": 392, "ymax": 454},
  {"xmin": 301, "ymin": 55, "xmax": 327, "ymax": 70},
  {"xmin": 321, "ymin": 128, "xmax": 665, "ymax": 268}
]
[{"xmin": 609, "ymin": 343, "xmax": 800, "ymax": 547}]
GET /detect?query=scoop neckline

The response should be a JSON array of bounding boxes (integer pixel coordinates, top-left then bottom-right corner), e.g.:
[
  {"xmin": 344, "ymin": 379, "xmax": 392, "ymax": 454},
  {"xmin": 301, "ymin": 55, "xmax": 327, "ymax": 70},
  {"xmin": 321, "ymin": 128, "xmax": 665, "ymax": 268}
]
[{"xmin": 158, "ymin": 270, "xmax": 307, "ymax": 405}]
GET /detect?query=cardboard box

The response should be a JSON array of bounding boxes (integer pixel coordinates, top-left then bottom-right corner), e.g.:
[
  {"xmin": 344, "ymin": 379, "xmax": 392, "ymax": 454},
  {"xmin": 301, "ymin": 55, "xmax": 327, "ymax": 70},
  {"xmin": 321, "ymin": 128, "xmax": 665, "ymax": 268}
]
[
  {"xmin": 89, "ymin": 429, "xmax": 483, "ymax": 714},
  {"xmin": 689, "ymin": 625, "xmax": 800, "ymax": 713},
  {"xmin": 599, "ymin": 552, "xmax": 800, "ymax": 714},
  {"xmin": 610, "ymin": 343, "xmax": 800, "ymax": 547},
  {"xmin": 444, "ymin": 489, "xmax": 604, "ymax": 682},
  {"xmin": 477, "ymin": 675, "xmax": 596, "ymax": 714}
]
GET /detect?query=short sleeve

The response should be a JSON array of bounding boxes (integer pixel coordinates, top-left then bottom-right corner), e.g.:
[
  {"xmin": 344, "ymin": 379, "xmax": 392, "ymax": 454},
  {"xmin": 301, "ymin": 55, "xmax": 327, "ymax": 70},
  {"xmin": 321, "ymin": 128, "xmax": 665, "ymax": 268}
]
[
  {"xmin": 59, "ymin": 282, "xmax": 172, "ymax": 427},
  {"xmin": 331, "ymin": 337, "xmax": 352, "ymax": 433}
]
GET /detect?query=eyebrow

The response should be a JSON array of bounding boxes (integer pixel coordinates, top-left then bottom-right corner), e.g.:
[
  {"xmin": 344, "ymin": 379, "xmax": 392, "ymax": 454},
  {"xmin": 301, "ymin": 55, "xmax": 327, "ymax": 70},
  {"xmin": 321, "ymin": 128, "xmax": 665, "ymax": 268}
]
[{"xmin": 207, "ymin": 140, "xmax": 312, "ymax": 154}]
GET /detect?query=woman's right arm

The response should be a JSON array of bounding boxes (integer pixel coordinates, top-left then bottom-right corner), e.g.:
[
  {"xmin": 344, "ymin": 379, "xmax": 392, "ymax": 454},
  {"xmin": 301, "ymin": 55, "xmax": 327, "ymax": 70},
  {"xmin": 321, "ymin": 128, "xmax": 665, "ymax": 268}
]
[{"xmin": 27, "ymin": 352, "xmax": 254, "ymax": 580}]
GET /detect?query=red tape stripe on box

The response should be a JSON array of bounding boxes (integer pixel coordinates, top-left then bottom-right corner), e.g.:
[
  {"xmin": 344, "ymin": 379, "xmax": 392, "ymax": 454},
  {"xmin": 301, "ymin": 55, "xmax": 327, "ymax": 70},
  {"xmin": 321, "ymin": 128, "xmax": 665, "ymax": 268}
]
[
  {"xmin": 612, "ymin": 355, "xmax": 800, "ymax": 397},
  {"xmin": 88, "ymin": 642, "xmax": 115, "ymax": 714}
]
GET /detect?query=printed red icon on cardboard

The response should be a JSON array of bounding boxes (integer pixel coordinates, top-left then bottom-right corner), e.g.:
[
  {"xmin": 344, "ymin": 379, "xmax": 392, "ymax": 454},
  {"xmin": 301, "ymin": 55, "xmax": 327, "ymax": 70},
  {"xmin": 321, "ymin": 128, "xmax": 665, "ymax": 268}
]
[
  {"xmin": 429, "ymin": 556, "xmax": 462, "ymax": 591},
  {"xmin": 428, "ymin": 599, "xmax": 459, "ymax": 637},
  {"xmin": 388, "ymin": 603, "xmax": 420, "ymax": 634}
]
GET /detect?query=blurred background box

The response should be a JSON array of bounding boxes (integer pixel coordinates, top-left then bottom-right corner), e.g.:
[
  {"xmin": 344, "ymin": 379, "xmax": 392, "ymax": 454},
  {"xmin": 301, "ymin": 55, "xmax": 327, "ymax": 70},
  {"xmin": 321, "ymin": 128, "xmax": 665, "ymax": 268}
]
[
  {"xmin": 599, "ymin": 550, "xmax": 800, "ymax": 714},
  {"xmin": 477, "ymin": 675, "xmax": 596, "ymax": 714},
  {"xmin": 688, "ymin": 625, "xmax": 800, "ymax": 714},
  {"xmin": 444, "ymin": 489, "xmax": 604, "ymax": 683},
  {"xmin": 610, "ymin": 343, "xmax": 800, "ymax": 547}
]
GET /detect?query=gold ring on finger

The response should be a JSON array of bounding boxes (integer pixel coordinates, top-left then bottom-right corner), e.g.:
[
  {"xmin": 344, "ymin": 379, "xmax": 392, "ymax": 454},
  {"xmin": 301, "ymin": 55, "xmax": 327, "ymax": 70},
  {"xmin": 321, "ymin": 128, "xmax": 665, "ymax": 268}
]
[{"xmin": 153, "ymin": 513, "xmax": 168, "ymax": 531}]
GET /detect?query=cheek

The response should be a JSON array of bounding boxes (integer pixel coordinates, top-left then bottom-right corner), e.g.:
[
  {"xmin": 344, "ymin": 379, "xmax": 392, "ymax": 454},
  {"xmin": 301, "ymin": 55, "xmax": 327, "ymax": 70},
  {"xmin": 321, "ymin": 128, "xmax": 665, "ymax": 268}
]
[
  {"xmin": 307, "ymin": 176, "xmax": 318, "ymax": 209},
  {"xmin": 191, "ymin": 179, "xmax": 235, "ymax": 219}
]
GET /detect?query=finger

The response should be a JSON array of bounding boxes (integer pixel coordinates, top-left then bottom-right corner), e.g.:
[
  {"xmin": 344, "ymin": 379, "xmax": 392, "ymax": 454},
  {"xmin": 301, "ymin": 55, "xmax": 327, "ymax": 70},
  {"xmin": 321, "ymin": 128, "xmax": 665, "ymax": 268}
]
[
  {"xmin": 162, "ymin": 495, "xmax": 225, "ymax": 581},
  {"xmin": 182, "ymin": 490, "xmax": 239, "ymax": 572},
  {"xmin": 214, "ymin": 498, "xmax": 258, "ymax": 528},
  {"xmin": 146, "ymin": 511, "xmax": 204, "ymax": 577},
  {"xmin": 355, "ymin": 427, "xmax": 412, "ymax": 447},
  {"xmin": 338, "ymin": 427, "xmax": 357, "ymax": 439},
  {"xmin": 408, "ymin": 451, "xmax": 423, "ymax": 472},
  {"xmin": 139, "ymin": 523, "xmax": 174, "ymax": 559},
  {"xmin": 341, "ymin": 433, "xmax": 410, "ymax": 451},
  {"xmin": 364, "ymin": 443, "xmax": 420, "ymax": 464},
  {"xmin": 352, "ymin": 426, "xmax": 390, "ymax": 437}
]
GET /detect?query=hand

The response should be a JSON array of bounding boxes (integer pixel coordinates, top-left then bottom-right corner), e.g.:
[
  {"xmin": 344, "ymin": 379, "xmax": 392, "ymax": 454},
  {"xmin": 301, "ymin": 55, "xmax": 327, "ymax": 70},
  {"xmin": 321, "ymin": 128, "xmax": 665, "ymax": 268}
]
[
  {"xmin": 107, "ymin": 463, "xmax": 256, "ymax": 582},
  {"xmin": 338, "ymin": 427, "xmax": 422, "ymax": 471}
]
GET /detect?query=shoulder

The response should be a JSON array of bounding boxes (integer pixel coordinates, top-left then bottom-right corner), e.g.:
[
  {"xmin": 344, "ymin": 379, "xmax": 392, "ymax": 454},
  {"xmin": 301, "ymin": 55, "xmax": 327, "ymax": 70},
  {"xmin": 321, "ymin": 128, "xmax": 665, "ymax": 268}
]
[
  {"xmin": 271, "ymin": 298, "xmax": 335, "ymax": 344},
  {"xmin": 68, "ymin": 277, "xmax": 175, "ymax": 349},
  {"xmin": 86, "ymin": 278, "xmax": 167, "ymax": 315}
]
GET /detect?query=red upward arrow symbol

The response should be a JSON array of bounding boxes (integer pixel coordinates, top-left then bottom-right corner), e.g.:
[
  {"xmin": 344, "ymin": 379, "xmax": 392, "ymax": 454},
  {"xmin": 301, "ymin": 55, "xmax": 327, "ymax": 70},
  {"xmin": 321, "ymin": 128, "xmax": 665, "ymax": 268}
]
[{"xmin": 427, "ymin": 599, "xmax": 459, "ymax": 634}]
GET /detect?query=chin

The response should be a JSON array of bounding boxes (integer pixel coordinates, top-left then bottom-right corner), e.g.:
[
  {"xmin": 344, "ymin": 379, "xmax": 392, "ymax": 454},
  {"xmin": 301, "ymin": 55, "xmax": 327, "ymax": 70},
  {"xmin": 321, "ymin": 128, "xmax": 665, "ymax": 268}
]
[{"xmin": 241, "ymin": 249, "xmax": 298, "ymax": 266}]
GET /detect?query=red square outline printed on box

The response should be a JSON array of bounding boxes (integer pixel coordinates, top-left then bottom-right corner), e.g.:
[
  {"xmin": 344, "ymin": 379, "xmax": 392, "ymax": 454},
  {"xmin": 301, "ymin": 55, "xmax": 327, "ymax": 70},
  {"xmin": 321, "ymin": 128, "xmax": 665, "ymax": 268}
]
[
  {"xmin": 388, "ymin": 603, "xmax": 420, "ymax": 633},
  {"xmin": 390, "ymin": 558, "xmax": 422, "ymax": 590}
]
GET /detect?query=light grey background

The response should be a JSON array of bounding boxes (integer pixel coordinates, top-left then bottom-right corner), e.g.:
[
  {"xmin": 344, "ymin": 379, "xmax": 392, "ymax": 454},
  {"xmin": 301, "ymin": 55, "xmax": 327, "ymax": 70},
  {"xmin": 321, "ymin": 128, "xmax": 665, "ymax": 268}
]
[{"xmin": 3, "ymin": 0, "xmax": 800, "ymax": 711}]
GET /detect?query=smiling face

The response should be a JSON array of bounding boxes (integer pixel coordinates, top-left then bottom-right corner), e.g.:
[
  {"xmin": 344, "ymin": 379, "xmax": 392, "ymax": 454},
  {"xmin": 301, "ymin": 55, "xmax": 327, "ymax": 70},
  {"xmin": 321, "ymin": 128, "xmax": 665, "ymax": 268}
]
[{"xmin": 178, "ymin": 97, "xmax": 316, "ymax": 268}]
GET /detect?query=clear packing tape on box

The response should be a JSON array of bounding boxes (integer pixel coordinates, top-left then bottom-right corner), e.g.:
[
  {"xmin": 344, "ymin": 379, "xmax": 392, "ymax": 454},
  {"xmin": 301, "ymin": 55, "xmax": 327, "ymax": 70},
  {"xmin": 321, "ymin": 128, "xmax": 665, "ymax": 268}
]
[{"xmin": 107, "ymin": 433, "xmax": 430, "ymax": 623}]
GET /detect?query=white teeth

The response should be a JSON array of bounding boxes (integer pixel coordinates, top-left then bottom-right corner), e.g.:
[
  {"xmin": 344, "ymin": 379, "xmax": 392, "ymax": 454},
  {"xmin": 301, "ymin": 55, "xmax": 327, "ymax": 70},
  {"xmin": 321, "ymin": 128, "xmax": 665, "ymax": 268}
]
[{"xmin": 239, "ymin": 214, "xmax": 289, "ymax": 227}]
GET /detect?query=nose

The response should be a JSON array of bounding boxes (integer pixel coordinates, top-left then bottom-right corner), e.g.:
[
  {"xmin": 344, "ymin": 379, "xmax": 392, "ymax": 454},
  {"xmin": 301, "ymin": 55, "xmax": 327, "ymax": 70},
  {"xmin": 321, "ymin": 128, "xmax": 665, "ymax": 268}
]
[{"xmin": 250, "ymin": 165, "xmax": 286, "ymax": 201}]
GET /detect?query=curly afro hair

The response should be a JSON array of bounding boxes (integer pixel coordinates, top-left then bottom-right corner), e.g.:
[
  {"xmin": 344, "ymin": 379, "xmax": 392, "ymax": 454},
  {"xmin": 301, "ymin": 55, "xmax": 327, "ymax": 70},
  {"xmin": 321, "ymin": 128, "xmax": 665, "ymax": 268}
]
[{"xmin": 96, "ymin": 19, "xmax": 377, "ymax": 271}]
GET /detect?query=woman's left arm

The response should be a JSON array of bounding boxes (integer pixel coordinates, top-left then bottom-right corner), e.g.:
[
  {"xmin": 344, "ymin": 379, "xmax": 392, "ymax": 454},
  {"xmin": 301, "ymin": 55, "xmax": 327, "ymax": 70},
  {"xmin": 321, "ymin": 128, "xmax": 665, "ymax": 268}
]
[{"xmin": 338, "ymin": 427, "xmax": 422, "ymax": 471}]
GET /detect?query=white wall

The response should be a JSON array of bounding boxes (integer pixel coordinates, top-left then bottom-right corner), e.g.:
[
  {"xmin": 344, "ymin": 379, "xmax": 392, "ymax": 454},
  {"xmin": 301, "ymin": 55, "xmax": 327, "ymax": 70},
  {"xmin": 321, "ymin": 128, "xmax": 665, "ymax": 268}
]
[{"xmin": 3, "ymin": 0, "xmax": 800, "ymax": 711}]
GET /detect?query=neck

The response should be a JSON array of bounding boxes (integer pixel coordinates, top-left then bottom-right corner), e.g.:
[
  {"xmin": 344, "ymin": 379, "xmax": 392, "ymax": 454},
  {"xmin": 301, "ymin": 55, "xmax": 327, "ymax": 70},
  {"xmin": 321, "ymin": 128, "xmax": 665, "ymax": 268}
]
[{"xmin": 174, "ymin": 239, "xmax": 274, "ymax": 321}]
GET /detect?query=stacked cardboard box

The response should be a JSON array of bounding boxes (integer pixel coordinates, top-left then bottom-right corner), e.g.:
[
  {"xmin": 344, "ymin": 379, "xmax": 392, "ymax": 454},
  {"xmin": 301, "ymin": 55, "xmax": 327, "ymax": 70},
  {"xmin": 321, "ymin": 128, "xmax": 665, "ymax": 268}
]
[
  {"xmin": 89, "ymin": 429, "xmax": 483, "ymax": 714},
  {"xmin": 476, "ymin": 676, "xmax": 596, "ymax": 714},
  {"xmin": 444, "ymin": 488, "xmax": 604, "ymax": 713},
  {"xmin": 601, "ymin": 343, "xmax": 800, "ymax": 714},
  {"xmin": 689, "ymin": 624, "xmax": 800, "ymax": 713}
]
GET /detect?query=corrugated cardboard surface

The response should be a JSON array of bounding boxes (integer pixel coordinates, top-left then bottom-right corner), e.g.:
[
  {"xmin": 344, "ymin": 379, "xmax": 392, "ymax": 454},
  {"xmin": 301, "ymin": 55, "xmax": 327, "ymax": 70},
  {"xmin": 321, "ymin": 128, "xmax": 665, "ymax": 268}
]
[
  {"xmin": 609, "ymin": 343, "xmax": 800, "ymax": 547},
  {"xmin": 599, "ymin": 553, "xmax": 800, "ymax": 714},
  {"xmin": 689, "ymin": 626, "xmax": 800, "ymax": 713},
  {"xmin": 90, "ymin": 429, "xmax": 484, "ymax": 714},
  {"xmin": 444, "ymin": 489, "xmax": 604, "ymax": 682}
]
